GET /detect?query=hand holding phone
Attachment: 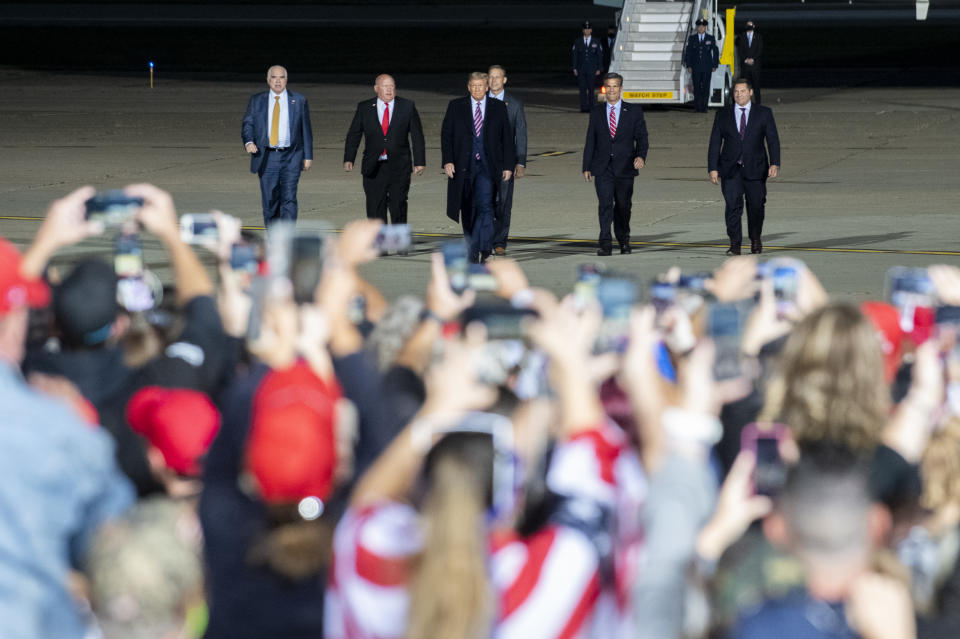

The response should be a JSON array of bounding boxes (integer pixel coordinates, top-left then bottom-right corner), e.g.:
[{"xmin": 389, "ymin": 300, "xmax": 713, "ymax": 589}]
[
  {"xmin": 85, "ymin": 190, "xmax": 144, "ymax": 227},
  {"xmin": 740, "ymin": 422, "xmax": 790, "ymax": 497},
  {"xmin": 374, "ymin": 224, "xmax": 412, "ymax": 253}
]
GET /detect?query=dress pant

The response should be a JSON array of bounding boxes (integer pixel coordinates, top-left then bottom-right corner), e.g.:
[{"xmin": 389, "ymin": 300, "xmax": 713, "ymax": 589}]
[
  {"xmin": 692, "ymin": 71, "xmax": 712, "ymax": 112},
  {"xmin": 258, "ymin": 148, "xmax": 302, "ymax": 226},
  {"xmin": 595, "ymin": 166, "xmax": 634, "ymax": 250},
  {"xmin": 741, "ymin": 64, "xmax": 762, "ymax": 104},
  {"xmin": 578, "ymin": 71, "xmax": 597, "ymax": 112},
  {"xmin": 362, "ymin": 159, "xmax": 410, "ymax": 224},
  {"xmin": 466, "ymin": 158, "xmax": 495, "ymax": 262},
  {"xmin": 493, "ymin": 174, "xmax": 515, "ymax": 249},
  {"xmin": 720, "ymin": 165, "xmax": 767, "ymax": 247}
]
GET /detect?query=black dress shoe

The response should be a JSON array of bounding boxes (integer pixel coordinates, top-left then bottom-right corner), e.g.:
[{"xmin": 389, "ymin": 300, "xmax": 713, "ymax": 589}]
[
  {"xmin": 751, "ymin": 239, "xmax": 762, "ymax": 254},
  {"xmin": 597, "ymin": 247, "xmax": 612, "ymax": 256},
  {"xmin": 725, "ymin": 245, "xmax": 741, "ymax": 256},
  {"xmin": 620, "ymin": 244, "xmax": 633, "ymax": 255}
]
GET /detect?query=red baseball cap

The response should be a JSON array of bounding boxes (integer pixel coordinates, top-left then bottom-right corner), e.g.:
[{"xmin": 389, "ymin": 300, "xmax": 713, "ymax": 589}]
[
  {"xmin": 246, "ymin": 361, "xmax": 342, "ymax": 504},
  {"xmin": 861, "ymin": 301, "xmax": 904, "ymax": 384},
  {"xmin": 127, "ymin": 387, "xmax": 222, "ymax": 476},
  {"xmin": 0, "ymin": 238, "xmax": 50, "ymax": 316}
]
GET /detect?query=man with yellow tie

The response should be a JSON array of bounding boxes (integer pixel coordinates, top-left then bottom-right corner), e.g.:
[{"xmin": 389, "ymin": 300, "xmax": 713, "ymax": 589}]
[{"xmin": 242, "ymin": 65, "xmax": 314, "ymax": 226}]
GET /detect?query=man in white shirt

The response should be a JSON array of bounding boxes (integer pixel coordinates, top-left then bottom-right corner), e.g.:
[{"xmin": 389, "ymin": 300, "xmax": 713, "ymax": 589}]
[{"xmin": 241, "ymin": 65, "xmax": 314, "ymax": 226}]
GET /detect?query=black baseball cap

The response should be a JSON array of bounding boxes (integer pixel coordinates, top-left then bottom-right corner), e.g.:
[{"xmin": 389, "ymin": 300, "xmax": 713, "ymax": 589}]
[
  {"xmin": 582, "ymin": 20, "xmax": 593, "ymax": 29},
  {"xmin": 696, "ymin": 18, "xmax": 709, "ymax": 26},
  {"xmin": 54, "ymin": 258, "xmax": 119, "ymax": 347}
]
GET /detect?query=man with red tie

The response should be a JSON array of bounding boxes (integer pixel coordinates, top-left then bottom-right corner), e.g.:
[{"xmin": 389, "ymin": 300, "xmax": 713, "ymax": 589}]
[
  {"xmin": 344, "ymin": 74, "xmax": 427, "ymax": 227},
  {"xmin": 582, "ymin": 72, "xmax": 649, "ymax": 256},
  {"xmin": 708, "ymin": 77, "xmax": 780, "ymax": 255}
]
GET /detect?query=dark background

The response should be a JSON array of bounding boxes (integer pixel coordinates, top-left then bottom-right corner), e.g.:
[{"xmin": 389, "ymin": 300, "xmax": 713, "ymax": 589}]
[{"xmin": 2, "ymin": 1, "xmax": 959, "ymax": 85}]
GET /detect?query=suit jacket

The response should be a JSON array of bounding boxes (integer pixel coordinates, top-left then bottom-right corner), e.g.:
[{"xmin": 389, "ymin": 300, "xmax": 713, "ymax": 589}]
[
  {"xmin": 737, "ymin": 31, "xmax": 764, "ymax": 68},
  {"xmin": 572, "ymin": 36, "xmax": 604, "ymax": 73},
  {"xmin": 343, "ymin": 96, "xmax": 426, "ymax": 177},
  {"xmin": 490, "ymin": 91, "xmax": 528, "ymax": 167},
  {"xmin": 684, "ymin": 33, "xmax": 719, "ymax": 72},
  {"xmin": 241, "ymin": 90, "xmax": 313, "ymax": 174},
  {"xmin": 440, "ymin": 96, "xmax": 515, "ymax": 225},
  {"xmin": 708, "ymin": 104, "xmax": 781, "ymax": 180},
  {"xmin": 582, "ymin": 101, "xmax": 649, "ymax": 178}
]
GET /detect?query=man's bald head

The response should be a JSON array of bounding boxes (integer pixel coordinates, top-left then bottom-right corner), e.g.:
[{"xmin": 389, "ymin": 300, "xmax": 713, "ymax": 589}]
[
  {"xmin": 374, "ymin": 74, "xmax": 396, "ymax": 102},
  {"xmin": 266, "ymin": 66, "xmax": 288, "ymax": 94}
]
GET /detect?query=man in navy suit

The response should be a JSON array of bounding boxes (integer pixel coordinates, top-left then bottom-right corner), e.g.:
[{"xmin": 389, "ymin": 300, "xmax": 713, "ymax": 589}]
[
  {"xmin": 572, "ymin": 21, "xmax": 605, "ymax": 113},
  {"xmin": 583, "ymin": 73, "xmax": 649, "ymax": 256},
  {"xmin": 708, "ymin": 77, "xmax": 780, "ymax": 255},
  {"xmin": 441, "ymin": 71, "xmax": 515, "ymax": 264},
  {"xmin": 343, "ymin": 74, "xmax": 426, "ymax": 226},
  {"xmin": 487, "ymin": 65, "xmax": 527, "ymax": 256},
  {"xmin": 242, "ymin": 65, "xmax": 314, "ymax": 226},
  {"xmin": 685, "ymin": 18, "xmax": 719, "ymax": 113}
]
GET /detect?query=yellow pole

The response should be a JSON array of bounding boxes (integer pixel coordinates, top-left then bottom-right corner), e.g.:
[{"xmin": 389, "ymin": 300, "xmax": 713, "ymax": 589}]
[{"xmin": 720, "ymin": 7, "xmax": 736, "ymax": 67}]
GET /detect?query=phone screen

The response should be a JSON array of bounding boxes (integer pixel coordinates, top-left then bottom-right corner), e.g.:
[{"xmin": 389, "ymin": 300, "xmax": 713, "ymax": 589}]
[
  {"xmin": 708, "ymin": 303, "xmax": 744, "ymax": 380},
  {"xmin": 374, "ymin": 224, "xmax": 412, "ymax": 252},
  {"xmin": 443, "ymin": 241, "xmax": 469, "ymax": 293},
  {"xmin": 754, "ymin": 437, "xmax": 786, "ymax": 497},
  {"xmin": 596, "ymin": 278, "xmax": 637, "ymax": 353},
  {"xmin": 114, "ymin": 234, "xmax": 143, "ymax": 278},
  {"xmin": 291, "ymin": 235, "xmax": 324, "ymax": 304}
]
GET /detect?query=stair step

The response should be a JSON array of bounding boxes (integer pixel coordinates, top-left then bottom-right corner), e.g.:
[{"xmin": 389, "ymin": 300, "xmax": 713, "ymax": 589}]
[
  {"xmin": 623, "ymin": 42, "xmax": 685, "ymax": 53},
  {"xmin": 627, "ymin": 22, "xmax": 687, "ymax": 33},
  {"xmin": 627, "ymin": 2, "xmax": 693, "ymax": 13},
  {"xmin": 622, "ymin": 81, "xmax": 682, "ymax": 92},
  {"xmin": 630, "ymin": 13, "xmax": 689, "ymax": 23},
  {"xmin": 620, "ymin": 56, "xmax": 683, "ymax": 67},
  {"xmin": 619, "ymin": 70, "xmax": 683, "ymax": 81},
  {"xmin": 622, "ymin": 32, "xmax": 688, "ymax": 43}
]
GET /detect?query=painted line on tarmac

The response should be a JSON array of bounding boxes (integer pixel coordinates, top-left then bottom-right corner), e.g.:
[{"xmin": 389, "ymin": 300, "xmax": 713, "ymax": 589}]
[{"xmin": 3, "ymin": 216, "xmax": 958, "ymax": 257}]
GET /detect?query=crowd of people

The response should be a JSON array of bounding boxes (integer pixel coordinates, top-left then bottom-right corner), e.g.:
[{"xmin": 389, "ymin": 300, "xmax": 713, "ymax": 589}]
[{"xmin": 3, "ymin": 183, "xmax": 960, "ymax": 639}]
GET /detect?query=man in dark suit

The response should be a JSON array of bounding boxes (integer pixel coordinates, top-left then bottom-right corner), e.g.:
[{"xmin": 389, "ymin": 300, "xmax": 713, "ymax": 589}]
[
  {"xmin": 685, "ymin": 18, "xmax": 719, "ymax": 113},
  {"xmin": 583, "ymin": 73, "xmax": 649, "ymax": 256},
  {"xmin": 441, "ymin": 71, "xmax": 515, "ymax": 264},
  {"xmin": 487, "ymin": 65, "xmax": 527, "ymax": 257},
  {"xmin": 343, "ymin": 74, "xmax": 426, "ymax": 227},
  {"xmin": 242, "ymin": 65, "xmax": 314, "ymax": 226},
  {"xmin": 736, "ymin": 21, "xmax": 764, "ymax": 104},
  {"xmin": 572, "ymin": 21, "xmax": 605, "ymax": 113},
  {"xmin": 603, "ymin": 24, "xmax": 617, "ymax": 72},
  {"xmin": 708, "ymin": 78, "xmax": 780, "ymax": 255}
]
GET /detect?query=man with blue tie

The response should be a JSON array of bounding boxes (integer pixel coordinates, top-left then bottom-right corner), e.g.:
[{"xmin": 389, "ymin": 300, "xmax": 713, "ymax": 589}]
[
  {"xmin": 441, "ymin": 72, "xmax": 515, "ymax": 264},
  {"xmin": 583, "ymin": 73, "xmax": 649, "ymax": 256},
  {"xmin": 242, "ymin": 65, "xmax": 314, "ymax": 226},
  {"xmin": 708, "ymin": 78, "xmax": 780, "ymax": 255}
]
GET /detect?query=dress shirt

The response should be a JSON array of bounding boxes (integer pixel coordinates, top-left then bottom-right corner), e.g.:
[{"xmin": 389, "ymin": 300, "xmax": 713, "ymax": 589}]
[
  {"xmin": 489, "ymin": 90, "xmax": 505, "ymax": 101},
  {"xmin": 472, "ymin": 96, "xmax": 487, "ymax": 123},
  {"xmin": 584, "ymin": 36, "xmax": 591, "ymax": 47},
  {"xmin": 747, "ymin": 32, "xmax": 753, "ymax": 48},
  {"xmin": 265, "ymin": 89, "xmax": 290, "ymax": 148},
  {"xmin": 735, "ymin": 101, "xmax": 752, "ymax": 130},
  {"xmin": 607, "ymin": 100, "xmax": 622, "ymax": 135},
  {"xmin": 376, "ymin": 98, "xmax": 393, "ymax": 159}
]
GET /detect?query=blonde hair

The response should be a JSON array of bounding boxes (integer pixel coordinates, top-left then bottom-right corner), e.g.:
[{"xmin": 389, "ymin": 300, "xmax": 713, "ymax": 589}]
[
  {"xmin": 761, "ymin": 303, "xmax": 890, "ymax": 452},
  {"xmin": 468, "ymin": 71, "xmax": 488, "ymax": 83},
  {"xmin": 921, "ymin": 417, "xmax": 960, "ymax": 511},
  {"xmin": 406, "ymin": 434, "xmax": 493, "ymax": 639},
  {"xmin": 247, "ymin": 504, "xmax": 333, "ymax": 581}
]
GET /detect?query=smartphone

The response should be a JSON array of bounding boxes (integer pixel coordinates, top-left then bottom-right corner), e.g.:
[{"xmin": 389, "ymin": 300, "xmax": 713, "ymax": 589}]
[
  {"xmin": 461, "ymin": 305, "xmax": 537, "ymax": 386},
  {"xmin": 85, "ymin": 190, "xmax": 144, "ymax": 227},
  {"xmin": 374, "ymin": 224, "xmax": 412, "ymax": 252},
  {"xmin": 230, "ymin": 242, "xmax": 260, "ymax": 274},
  {"xmin": 758, "ymin": 258, "xmax": 802, "ymax": 319},
  {"xmin": 180, "ymin": 213, "xmax": 219, "ymax": 245},
  {"xmin": 936, "ymin": 306, "xmax": 960, "ymax": 387},
  {"xmin": 707, "ymin": 302, "xmax": 745, "ymax": 380},
  {"xmin": 442, "ymin": 240, "xmax": 469, "ymax": 293},
  {"xmin": 467, "ymin": 264, "xmax": 497, "ymax": 292},
  {"xmin": 290, "ymin": 234, "xmax": 325, "ymax": 305},
  {"xmin": 741, "ymin": 422, "xmax": 789, "ymax": 497},
  {"xmin": 677, "ymin": 272, "xmax": 710, "ymax": 293},
  {"xmin": 596, "ymin": 277, "xmax": 638, "ymax": 354},
  {"xmin": 573, "ymin": 262, "xmax": 605, "ymax": 310},
  {"xmin": 650, "ymin": 280, "xmax": 676, "ymax": 316},
  {"xmin": 114, "ymin": 233, "xmax": 143, "ymax": 279},
  {"xmin": 886, "ymin": 267, "xmax": 936, "ymax": 338}
]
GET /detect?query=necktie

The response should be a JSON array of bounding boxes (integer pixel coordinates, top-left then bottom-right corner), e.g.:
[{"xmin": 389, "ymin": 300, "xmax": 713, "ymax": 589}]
[
  {"xmin": 700, "ymin": 34, "xmax": 703, "ymax": 43},
  {"xmin": 739, "ymin": 108, "xmax": 747, "ymax": 139},
  {"xmin": 381, "ymin": 103, "xmax": 389, "ymax": 157},
  {"xmin": 270, "ymin": 95, "xmax": 280, "ymax": 147},
  {"xmin": 609, "ymin": 106, "xmax": 617, "ymax": 138},
  {"xmin": 474, "ymin": 102, "xmax": 483, "ymax": 159},
  {"xmin": 585, "ymin": 38, "xmax": 589, "ymax": 46}
]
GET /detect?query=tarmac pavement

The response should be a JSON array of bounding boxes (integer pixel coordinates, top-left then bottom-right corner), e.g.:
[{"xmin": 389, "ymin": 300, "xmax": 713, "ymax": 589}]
[{"xmin": 1, "ymin": 68, "xmax": 958, "ymax": 303}]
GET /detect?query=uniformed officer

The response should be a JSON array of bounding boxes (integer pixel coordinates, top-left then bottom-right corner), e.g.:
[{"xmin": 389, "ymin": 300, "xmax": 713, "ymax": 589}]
[
  {"xmin": 572, "ymin": 20, "xmax": 605, "ymax": 113},
  {"xmin": 684, "ymin": 18, "xmax": 719, "ymax": 113}
]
